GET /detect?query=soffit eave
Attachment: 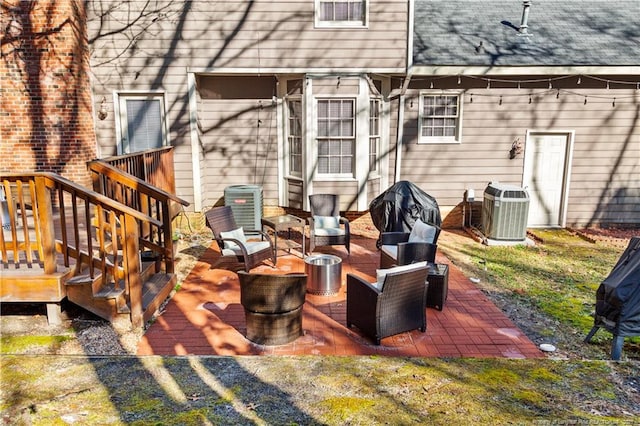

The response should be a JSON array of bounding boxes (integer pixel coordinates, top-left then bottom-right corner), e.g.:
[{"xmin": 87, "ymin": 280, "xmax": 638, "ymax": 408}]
[{"xmin": 187, "ymin": 67, "xmax": 407, "ymax": 76}]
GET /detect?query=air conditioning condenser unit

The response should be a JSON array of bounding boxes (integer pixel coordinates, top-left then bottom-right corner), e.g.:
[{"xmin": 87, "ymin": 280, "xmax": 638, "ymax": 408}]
[
  {"xmin": 224, "ymin": 185, "xmax": 263, "ymax": 231},
  {"xmin": 482, "ymin": 183, "xmax": 530, "ymax": 241}
]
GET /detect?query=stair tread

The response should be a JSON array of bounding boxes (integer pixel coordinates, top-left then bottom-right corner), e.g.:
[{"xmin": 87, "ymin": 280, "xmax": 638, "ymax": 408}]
[
  {"xmin": 94, "ymin": 285, "xmax": 125, "ymax": 299},
  {"xmin": 66, "ymin": 273, "xmax": 99, "ymax": 285}
]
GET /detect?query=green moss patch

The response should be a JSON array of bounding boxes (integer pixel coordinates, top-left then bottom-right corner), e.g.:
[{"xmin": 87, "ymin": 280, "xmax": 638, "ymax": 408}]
[{"xmin": 1, "ymin": 335, "xmax": 74, "ymax": 354}]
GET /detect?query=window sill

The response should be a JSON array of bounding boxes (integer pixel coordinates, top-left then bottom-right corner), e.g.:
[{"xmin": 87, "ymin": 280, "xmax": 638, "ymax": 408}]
[
  {"xmin": 313, "ymin": 176, "xmax": 357, "ymax": 182},
  {"xmin": 314, "ymin": 22, "xmax": 368, "ymax": 29},
  {"xmin": 417, "ymin": 138, "xmax": 461, "ymax": 145}
]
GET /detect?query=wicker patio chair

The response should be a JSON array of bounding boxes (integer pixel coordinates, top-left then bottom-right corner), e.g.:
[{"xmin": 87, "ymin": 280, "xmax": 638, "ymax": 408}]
[
  {"xmin": 308, "ymin": 194, "xmax": 350, "ymax": 254},
  {"xmin": 380, "ymin": 239, "xmax": 438, "ymax": 269},
  {"xmin": 205, "ymin": 206, "xmax": 275, "ymax": 272},
  {"xmin": 379, "ymin": 218, "xmax": 440, "ymax": 268},
  {"xmin": 238, "ymin": 271, "xmax": 307, "ymax": 345},
  {"xmin": 346, "ymin": 265, "xmax": 429, "ymax": 345}
]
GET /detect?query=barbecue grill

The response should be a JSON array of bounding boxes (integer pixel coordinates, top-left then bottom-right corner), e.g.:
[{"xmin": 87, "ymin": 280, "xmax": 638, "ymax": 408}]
[
  {"xmin": 369, "ymin": 181, "xmax": 441, "ymax": 249},
  {"xmin": 584, "ymin": 236, "xmax": 640, "ymax": 360}
]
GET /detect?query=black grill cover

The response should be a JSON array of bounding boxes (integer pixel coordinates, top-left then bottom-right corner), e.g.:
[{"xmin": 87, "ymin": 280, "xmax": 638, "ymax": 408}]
[
  {"xmin": 369, "ymin": 181, "xmax": 441, "ymax": 247},
  {"xmin": 594, "ymin": 236, "xmax": 640, "ymax": 337}
]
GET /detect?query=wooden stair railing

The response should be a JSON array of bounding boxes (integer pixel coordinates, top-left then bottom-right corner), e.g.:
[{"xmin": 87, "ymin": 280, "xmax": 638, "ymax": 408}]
[
  {"xmin": 86, "ymin": 160, "xmax": 189, "ymax": 274},
  {"xmin": 90, "ymin": 146, "xmax": 177, "ymax": 194},
  {"xmin": 0, "ymin": 173, "xmax": 170, "ymax": 328}
]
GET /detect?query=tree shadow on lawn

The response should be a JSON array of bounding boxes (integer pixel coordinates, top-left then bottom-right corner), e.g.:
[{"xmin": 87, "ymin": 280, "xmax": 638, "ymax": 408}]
[{"xmin": 84, "ymin": 355, "xmax": 322, "ymax": 424}]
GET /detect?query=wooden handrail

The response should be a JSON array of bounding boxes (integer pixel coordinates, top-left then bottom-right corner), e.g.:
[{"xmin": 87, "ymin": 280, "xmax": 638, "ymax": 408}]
[
  {"xmin": 1, "ymin": 172, "xmax": 162, "ymax": 328},
  {"xmin": 88, "ymin": 160, "xmax": 188, "ymax": 206}
]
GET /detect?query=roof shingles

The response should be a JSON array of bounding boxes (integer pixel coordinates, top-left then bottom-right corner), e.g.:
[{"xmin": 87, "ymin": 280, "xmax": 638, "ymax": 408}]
[{"xmin": 413, "ymin": 0, "xmax": 640, "ymax": 66}]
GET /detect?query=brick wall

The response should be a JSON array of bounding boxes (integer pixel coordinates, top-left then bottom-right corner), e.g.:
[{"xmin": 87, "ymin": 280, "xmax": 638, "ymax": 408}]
[{"xmin": 0, "ymin": 0, "xmax": 96, "ymax": 187}]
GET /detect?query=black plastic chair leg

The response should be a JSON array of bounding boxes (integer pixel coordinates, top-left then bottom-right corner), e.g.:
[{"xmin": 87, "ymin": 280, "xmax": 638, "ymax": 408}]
[{"xmin": 584, "ymin": 326, "xmax": 600, "ymax": 343}]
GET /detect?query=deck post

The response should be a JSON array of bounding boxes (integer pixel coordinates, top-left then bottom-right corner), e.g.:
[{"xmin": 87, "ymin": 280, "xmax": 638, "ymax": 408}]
[
  {"xmin": 123, "ymin": 214, "xmax": 143, "ymax": 328},
  {"xmin": 46, "ymin": 303, "xmax": 63, "ymax": 325},
  {"xmin": 35, "ymin": 176, "xmax": 57, "ymax": 275}
]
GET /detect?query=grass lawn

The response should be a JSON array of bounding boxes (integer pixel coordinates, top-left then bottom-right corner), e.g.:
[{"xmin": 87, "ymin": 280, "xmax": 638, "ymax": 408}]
[
  {"xmin": 1, "ymin": 355, "xmax": 638, "ymax": 425},
  {"xmin": 438, "ymin": 228, "xmax": 639, "ymax": 360}
]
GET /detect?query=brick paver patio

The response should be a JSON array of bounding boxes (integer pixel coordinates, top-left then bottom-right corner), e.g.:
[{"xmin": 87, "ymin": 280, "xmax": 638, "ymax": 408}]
[{"xmin": 137, "ymin": 233, "xmax": 543, "ymax": 358}]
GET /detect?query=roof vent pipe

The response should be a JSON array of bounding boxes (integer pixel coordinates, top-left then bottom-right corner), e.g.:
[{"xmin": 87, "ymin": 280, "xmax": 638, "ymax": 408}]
[{"xmin": 519, "ymin": 0, "xmax": 532, "ymax": 34}]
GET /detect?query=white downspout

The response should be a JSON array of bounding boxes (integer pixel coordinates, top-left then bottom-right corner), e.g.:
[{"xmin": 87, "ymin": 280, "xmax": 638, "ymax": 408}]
[
  {"xmin": 395, "ymin": 95, "xmax": 405, "ymax": 184},
  {"xmin": 357, "ymin": 76, "xmax": 369, "ymax": 211},
  {"xmin": 275, "ymin": 78, "xmax": 286, "ymax": 207},
  {"xmin": 303, "ymin": 77, "xmax": 314, "ymax": 211},
  {"xmin": 187, "ymin": 72, "xmax": 202, "ymax": 212}
]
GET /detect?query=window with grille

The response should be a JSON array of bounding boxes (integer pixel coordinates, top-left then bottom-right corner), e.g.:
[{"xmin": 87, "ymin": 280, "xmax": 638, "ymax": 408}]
[
  {"xmin": 287, "ymin": 98, "xmax": 303, "ymax": 177},
  {"xmin": 419, "ymin": 93, "xmax": 462, "ymax": 144},
  {"xmin": 316, "ymin": 0, "xmax": 367, "ymax": 27},
  {"xmin": 117, "ymin": 94, "xmax": 168, "ymax": 154},
  {"xmin": 317, "ymin": 99, "xmax": 355, "ymax": 176},
  {"xmin": 369, "ymin": 98, "xmax": 380, "ymax": 173}
]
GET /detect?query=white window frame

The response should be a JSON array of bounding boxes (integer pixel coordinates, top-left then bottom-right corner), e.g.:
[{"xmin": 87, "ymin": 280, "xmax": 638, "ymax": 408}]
[
  {"xmin": 285, "ymin": 96, "xmax": 303, "ymax": 178},
  {"xmin": 418, "ymin": 91, "xmax": 463, "ymax": 144},
  {"xmin": 315, "ymin": 97, "xmax": 356, "ymax": 178},
  {"xmin": 314, "ymin": 0, "xmax": 368, "ymax": 28},
  {"xmin": 115, "ymin": 92, "xmax": 170, "ymax": 154},
  {"xmin": 369, "ymin": 97, "xmax": 381, "ymax": 176}
]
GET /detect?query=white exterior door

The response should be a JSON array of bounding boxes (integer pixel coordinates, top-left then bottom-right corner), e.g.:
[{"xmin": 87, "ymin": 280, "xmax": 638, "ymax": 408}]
[{"xmin": 523, "ymin": 132, "xmax": 572, "ymax": 227}]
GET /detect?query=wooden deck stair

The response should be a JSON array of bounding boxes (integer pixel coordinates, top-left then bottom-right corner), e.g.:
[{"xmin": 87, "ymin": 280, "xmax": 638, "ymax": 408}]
[
  {"xmin": 65, "ymin": 260, "xmax": 176, "ymax": 327},
  {"xmin": 1, "ymin": 148, "xmax": 188, "ymax": 329},
  {"xmin": 1, "ymin": 197, "xmax": 178, "ymax": 327}
]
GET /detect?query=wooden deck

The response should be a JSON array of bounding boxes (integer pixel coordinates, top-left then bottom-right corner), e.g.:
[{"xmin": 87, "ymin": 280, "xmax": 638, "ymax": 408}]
[{"xmin": 1, "ymin": 148, "xmax": 187, "ymax": 329}]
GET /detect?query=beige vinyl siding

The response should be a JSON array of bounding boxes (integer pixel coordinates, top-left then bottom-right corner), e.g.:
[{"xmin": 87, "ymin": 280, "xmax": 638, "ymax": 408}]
[
  {"xmin": 173, "ymin": 148, "xmax": 198, "ymax": 206},
  {"xmin": 89, "ymin": 1, "xmax": 407, "ymax": 72},
  {"xmin": 87, "ymin": 0, "xmax": 407, "ymax": 212},
  {"xmin": 310, "ymin": 181, "xmax": 360, "ymax": 211},
  {"xmin": 397, "ymin": 87, "xmax": 640, "ymax": 227},
  {"xmin": 198, "ymin": 96, "xmax": 279, "ymax": 210},
  {"xmin": 313, "ymin": 77, "xmax": 360, "ymax": 95}
]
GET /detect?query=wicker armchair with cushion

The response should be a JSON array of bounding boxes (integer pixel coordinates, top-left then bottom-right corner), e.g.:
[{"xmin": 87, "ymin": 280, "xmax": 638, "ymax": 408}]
[
  {"xmin": 379, "ymin": 218, "xmax": 440, "ymax": 268},
  {"xmin": 205, "ymin": 206, "xmax": 275, "ymax": 272},
  {"xmin": 238, "ymin": 272, "xmax": 307, "ymax": 345},
  {"xmin": 346, "ymin": 263, "xmax": 429, "ymax": 345},
  {"xmin": 308, "ymin": 194, "xmax": 350, "ymax": 254}
]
